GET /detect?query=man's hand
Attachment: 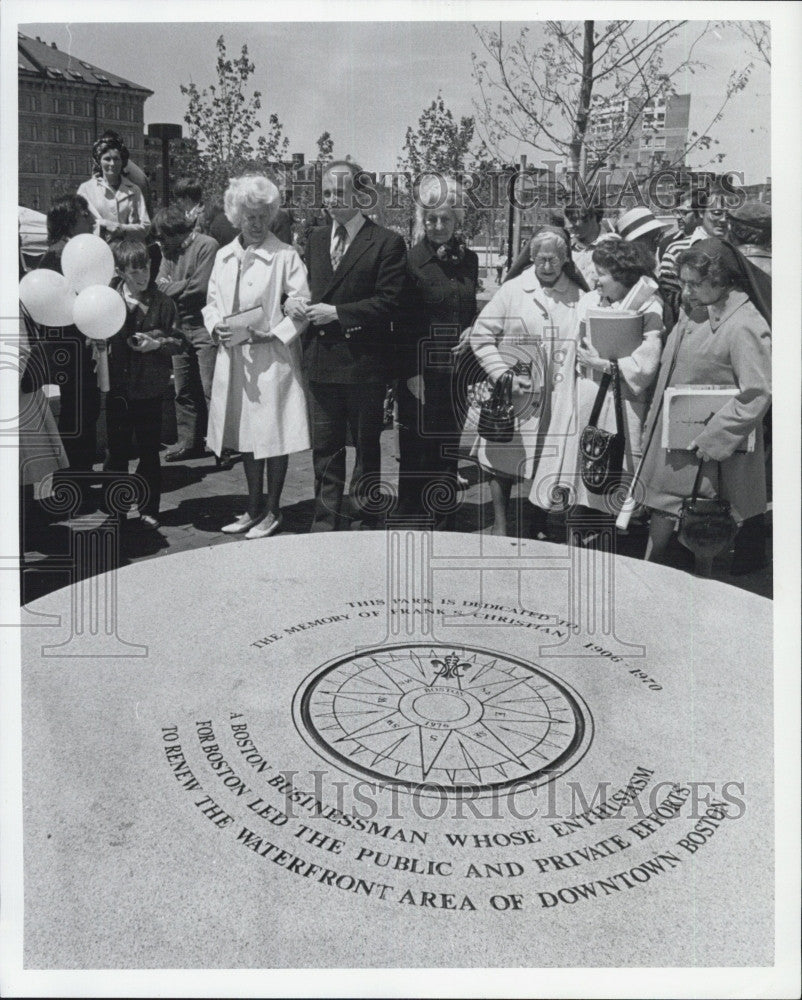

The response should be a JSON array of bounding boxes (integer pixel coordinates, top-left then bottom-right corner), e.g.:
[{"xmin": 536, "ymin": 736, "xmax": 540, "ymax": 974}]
[
  {"xmin": 102, "ymin": 220, "xmax": 120, "ymax": 236},
  {"xmin": 306, "ymin": 303, "xmax": 339, "ymax": 326}
]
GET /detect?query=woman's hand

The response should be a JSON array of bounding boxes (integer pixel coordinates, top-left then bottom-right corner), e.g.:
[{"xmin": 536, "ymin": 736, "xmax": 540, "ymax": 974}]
[
  {"xmin": 451, "ymin": 326, "xmax": 473, "ymax": 358},
  {"xmin": 690, "ymin": 439, "xmax": 716, "ymax": 463},
  {"xmin": 406, "ymin": 375, "xmax": 425, "ymax": 403},
  {"xmin": 214, "ymin": 323, "xmax": 232, "ymax": 347},
  {"xmin": 245, "ymin": 325, "xmax": 274, "ymax": 343},
  {"xmin": 130, "ymin": 332, "xmax": 161, "ymax": 353},
  {"xmin": 577, "ymin": 338, "xmax": 611, "ymax": 375},
  {"xmin": 284, "ymin": 296, "xmax": 310, "ymax": 322}
]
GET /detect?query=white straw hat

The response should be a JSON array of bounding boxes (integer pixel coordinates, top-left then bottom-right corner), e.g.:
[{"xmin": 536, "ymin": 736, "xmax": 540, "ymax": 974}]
[{"xmin": 615, "ymin": 206, "xmax": 667, "ymax": 241}]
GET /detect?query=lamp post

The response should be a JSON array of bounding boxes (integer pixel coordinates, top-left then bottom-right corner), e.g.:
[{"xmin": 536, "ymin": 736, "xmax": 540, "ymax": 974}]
[{"xmin": 147, "ymin": 122, "xmax": 182, "ymax": 207}]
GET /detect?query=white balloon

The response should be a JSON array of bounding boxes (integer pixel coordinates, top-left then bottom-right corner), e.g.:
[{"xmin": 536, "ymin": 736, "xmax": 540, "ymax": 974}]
[
  {"xmin": 19, "ymin": 269, "xmax": 76, "ymax": 327},
  {"xmin": 62, "ymin": 234, "xmax": 115, "ymax": 292},
  {"xmin": 73, "ymin": 285, "xmax": 126, "ymax": 340}
]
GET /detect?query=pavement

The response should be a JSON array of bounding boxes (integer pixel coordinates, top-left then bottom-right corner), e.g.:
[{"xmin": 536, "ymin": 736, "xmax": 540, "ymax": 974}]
[{"xmin": 21, "ymin": 424, "xmax": 772, "ymax": 606}]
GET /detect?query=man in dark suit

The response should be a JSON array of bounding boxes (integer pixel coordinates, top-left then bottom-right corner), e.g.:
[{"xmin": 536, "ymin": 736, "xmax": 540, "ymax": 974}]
[{"xmin": 286, "ymin": 160, "xmax": 407, "ymax": 531}]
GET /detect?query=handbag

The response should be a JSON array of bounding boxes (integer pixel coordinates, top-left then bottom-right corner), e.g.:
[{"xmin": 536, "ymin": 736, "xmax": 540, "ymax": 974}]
[
  {"xmin": 477, "ymin": 369, "xmax": 514, "ymax": 444},
  {"xmin": 579, "ymin": 361, "xmax": 625, "ymax": 495},
  {"xmin": 677, "ymin": 460, "xmax": 737, "ymax": 558}
]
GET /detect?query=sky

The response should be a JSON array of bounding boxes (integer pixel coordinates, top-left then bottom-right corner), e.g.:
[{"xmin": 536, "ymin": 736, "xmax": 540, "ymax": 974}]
[{"xmin": 19, "ymin": 19, "xmax": 771, "ymax": 183}]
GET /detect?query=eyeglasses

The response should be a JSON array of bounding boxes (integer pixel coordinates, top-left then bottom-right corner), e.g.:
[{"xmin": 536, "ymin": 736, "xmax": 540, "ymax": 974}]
[{"xmin": 532, "ymin": 255, "xmax": 560, "ymax": 266}]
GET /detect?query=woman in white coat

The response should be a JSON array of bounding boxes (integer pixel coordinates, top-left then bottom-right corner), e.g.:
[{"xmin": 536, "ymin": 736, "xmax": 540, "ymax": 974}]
[
  {"xmin": 202, "ymin": 175, "xmax": 310, "ymax": 539},
  {"xmin": 469, "ymin": 227, "xmax": 587, "ymax": 535}
]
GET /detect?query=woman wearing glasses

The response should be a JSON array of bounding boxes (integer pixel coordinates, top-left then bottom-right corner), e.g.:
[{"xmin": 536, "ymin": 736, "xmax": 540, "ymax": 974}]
[{"xmin": 469, "ymin": 226, "xmax": 587, "ymax": 536}]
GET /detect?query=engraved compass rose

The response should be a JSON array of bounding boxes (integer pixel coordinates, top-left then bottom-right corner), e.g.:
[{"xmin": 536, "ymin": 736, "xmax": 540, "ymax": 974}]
[{"xmin": 293, "ymin": 644, "xmax": 592, "ymax": 796}]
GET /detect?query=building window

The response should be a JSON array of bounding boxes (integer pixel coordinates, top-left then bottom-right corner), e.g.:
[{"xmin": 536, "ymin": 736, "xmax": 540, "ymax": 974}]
[
  {"xmin": 30, "ymin": 93, "xmax": 39, "ymax": 112},
  {"xmin": 52, "ymin": 156, "xmax": 61, "ymax": 173},
  {"xmin": 654, "ymin": 136, "xmax": 666, "ymax": 150}
]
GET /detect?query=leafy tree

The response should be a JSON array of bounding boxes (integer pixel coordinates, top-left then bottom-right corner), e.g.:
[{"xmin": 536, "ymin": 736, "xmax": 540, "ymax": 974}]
[
  {"xmin": 178, "ymin": 35, "xmax": 290, "ymax": 205},
  {"xmin": 729, "ymin": 20, "xmax": 770, "ymax": 66},
  {"xmin": 399, "ymin": 95, "xmax": 479, "ymax": 176},
  {"xmin": 395, "ymin": 93, "xmax": 501, "ymax": 243},
  {"xmin": 472, "ymin": 21, "xmax": 756, "ymax": 183},
  {"xmin": 316, "ymin": 131, "xmax": 334, "ymax": 163}
]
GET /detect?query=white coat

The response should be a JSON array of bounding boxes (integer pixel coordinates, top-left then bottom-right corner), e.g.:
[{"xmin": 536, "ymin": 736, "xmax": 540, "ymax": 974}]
[
  {"xmin": 202, "ymin": 234, "xmax": 311, "ymax": 460},
  {"xmin": 468, "ymin": 267, "xmax": 583, "ymax": 484}
]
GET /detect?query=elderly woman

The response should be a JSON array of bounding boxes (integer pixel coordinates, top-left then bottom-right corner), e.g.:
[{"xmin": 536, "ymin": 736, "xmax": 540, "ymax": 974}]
[
  {"xmin": 469, "ymin": 226, "xmax": 587, "ymax": 535},
  {"xmin": 202, "ymin": 174, "xmax": 311, "ymax": 539},
  {"xmin": 640, "ymin": 238, "xmax": 771, "ymax": 576},
  {"xmin": 77, "ymin": 132, "xmax": 149, "ymax": 243},
  {"xmin": 396, "ymin": 175, "xmax": 479, "ymax": 528}
]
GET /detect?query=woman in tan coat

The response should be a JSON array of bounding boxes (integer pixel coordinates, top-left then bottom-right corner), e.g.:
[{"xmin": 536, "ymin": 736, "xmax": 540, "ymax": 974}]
[{"xmin": 640, "ymin": 238, "xmax": 771, "ymax": 574}]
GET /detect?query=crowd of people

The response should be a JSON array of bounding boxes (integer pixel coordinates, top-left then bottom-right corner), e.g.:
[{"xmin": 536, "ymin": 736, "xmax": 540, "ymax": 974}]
[{"xmin": 21, "ymin": 129, "xmax": 773, "ymax": 576}]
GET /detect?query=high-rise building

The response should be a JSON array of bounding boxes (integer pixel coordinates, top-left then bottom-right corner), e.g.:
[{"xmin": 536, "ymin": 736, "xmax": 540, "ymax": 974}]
[
  {"xmin": 18, "ymin": 32, "xmax": 152, "ymax": 210},
  {"xmin": 585, "ymin": 93, "xmax": 691, "ymax": 185}
]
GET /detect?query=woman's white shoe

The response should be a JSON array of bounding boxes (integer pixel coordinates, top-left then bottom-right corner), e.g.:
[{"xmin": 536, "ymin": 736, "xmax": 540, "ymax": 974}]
[
  {"xmin": 221, "ymin": 512, "xmax": 261, "ymax": 534},
  {"xmin": 245, "ymin": 512, "xmax": 283, "ymax": 540}
]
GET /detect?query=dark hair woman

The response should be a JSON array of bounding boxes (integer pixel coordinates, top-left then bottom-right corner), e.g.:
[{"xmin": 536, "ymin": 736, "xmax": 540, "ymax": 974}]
[
  {"xmin": 639, "ymin": 238, "xmax": 771, "ymax": 576},
  {"xmin": 560, "ymin": 239, "xmax": 664, "ymax": 520},
  {"xmin": 77, "ymin": 132, "xmax": 150, "ymax": 243}
]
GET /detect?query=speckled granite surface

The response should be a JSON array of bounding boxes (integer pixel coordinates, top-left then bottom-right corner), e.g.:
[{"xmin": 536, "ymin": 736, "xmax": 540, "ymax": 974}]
[{"xmin": 21, "ymin": 532, "xmax": 773, "ymax": 969}]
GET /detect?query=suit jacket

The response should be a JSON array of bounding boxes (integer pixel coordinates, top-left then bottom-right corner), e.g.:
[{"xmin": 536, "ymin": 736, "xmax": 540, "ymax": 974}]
[{"xmin": 303, "ymin": 217, "xmax": 407, "ymax": 384}]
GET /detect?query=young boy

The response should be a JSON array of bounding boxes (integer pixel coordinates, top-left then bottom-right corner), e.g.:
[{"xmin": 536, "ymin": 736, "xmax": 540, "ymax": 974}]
[{"xmin": 104, "ymin": 240, "xmax": 183, "ymax": 528}]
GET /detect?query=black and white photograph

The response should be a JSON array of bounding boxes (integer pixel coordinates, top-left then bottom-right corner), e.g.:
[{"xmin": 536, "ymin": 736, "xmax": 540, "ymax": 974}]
[{"xmin": 1, "ymin": 2, "xmax": 799, "ymax": 997}]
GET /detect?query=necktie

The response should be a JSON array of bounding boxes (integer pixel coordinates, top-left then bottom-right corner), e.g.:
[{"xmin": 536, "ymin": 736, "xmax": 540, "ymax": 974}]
[{"xmin": 331, "ymin": 224, "xmax": 348, "ymax": 271}]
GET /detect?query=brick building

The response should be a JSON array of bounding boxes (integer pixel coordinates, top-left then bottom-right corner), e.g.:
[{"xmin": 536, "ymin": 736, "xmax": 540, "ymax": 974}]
[{"xmin": 18, "ymin": 32, "xmax": 152, "ymax": 211}]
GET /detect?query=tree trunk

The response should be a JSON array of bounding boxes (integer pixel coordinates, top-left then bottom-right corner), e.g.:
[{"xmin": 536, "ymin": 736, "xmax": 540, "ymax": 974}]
[{"xmin": 569, "ymin": 21, "xmax": 596, "ymax": 177}]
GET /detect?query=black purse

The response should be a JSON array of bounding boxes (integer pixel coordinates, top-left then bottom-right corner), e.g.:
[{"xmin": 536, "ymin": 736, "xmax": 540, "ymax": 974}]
[
  {"xmin": 580, "ymin": 361, "xmax": 625, "ymax": 495},
  {"xmin": 477, "ymin": 370, "xmax": 515, "ymax": 444},
  {"xmin": 678, "ymin": 461, "xmax": 737, "ymax": 558}
]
